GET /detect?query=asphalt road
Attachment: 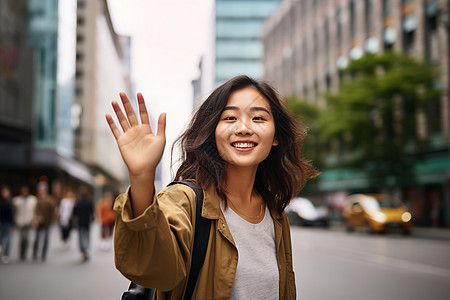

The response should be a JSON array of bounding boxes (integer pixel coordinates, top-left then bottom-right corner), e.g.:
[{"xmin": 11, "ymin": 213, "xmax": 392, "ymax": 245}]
[
  {"xmin": 292, "ymin": 225, "xmax": 450, "ymax": 300},
  {"xmin": 1, "ymin": 222, "xmax": 449, "ymax": 300}
]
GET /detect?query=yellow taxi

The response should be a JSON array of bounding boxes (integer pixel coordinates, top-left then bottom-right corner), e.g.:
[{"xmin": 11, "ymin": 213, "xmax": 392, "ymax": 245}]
[{"xmin": 342, "ymin": 193, "xmax": 412, "ymax": 234}]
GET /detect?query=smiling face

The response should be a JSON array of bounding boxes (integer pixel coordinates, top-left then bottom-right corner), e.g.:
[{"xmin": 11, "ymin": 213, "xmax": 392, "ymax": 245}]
[{"xmin": 214, "ymin": 87, "xmax": 278, "ymax": 169}]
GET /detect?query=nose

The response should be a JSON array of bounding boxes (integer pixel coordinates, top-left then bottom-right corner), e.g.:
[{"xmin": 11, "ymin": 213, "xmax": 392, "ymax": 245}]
[{"xmin": 234, "ymin": 120, "xmax": 253, "ymax": 136}]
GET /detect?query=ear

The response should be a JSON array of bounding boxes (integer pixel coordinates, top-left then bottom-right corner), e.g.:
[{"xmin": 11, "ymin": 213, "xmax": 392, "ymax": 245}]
[{"xmin": 272, "ymin": 138, "xmax": 279, "ymax": 146}]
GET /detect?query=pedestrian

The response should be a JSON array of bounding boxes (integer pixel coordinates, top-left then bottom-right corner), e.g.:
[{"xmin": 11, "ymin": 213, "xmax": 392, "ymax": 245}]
[
  {"xmin": 12, "ymin": 184, "xmax": 37, "ymax": 261},
  {"xmin": 96, "ymin": 190, "xmax": 115, "ymax": 251},
  {"xmin": 0, "ymin": 185, "xmax": 14, "ymax": 264},
  {"xmin": 32, "ymin": 181, "xmax": 56, "ymax": 262},
  {"xmin": 72, "ymin": 185, "xmax": 94, "ymax": 262},
  {"xmin": 58, "ymin": 189, "xmax": 76, "ymax": 249},
  {"xmin": 106, "ymin": 75, "xmax": 318, "ymax": 299}
]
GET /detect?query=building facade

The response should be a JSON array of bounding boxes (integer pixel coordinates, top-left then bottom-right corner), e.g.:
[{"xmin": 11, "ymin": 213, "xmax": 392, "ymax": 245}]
[
  {"xmin": 75, "ymin": 0, "xmax": 131, "ymax": 195},
  {"xmin": 0, "ymin": 0, "xmax": 130, "ymax": 200},
  {"xmin": 214, "ymin": 0, "xmax": 281, "ymax": 86},
  {"xmin": 261, "ymin": 0, "xmax": 450, "ymax": 227},
  {"xmin": 0, "ymin": 0, "xmax": 95, "ymax": 197}
]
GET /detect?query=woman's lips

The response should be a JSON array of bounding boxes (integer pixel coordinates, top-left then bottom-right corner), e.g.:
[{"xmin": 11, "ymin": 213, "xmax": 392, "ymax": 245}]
[{"xmin": 231, "ymin": 142, "xmax": 257, "ymax": 151}]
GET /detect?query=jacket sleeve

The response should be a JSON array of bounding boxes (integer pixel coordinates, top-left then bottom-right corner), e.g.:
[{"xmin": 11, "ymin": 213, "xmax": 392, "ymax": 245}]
[{"xmin": 113, "ymin": 184, "xmax": 197, "ymax": 291}]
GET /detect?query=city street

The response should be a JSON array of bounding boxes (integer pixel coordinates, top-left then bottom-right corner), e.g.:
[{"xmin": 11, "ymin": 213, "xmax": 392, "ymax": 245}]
[
  {"xmin": 292, "ymin": 225, "xmax": 450, "ymax": 300},
  {"xmin": 1, "ymin": 222, "xmax": 449, "ymax": 299}
]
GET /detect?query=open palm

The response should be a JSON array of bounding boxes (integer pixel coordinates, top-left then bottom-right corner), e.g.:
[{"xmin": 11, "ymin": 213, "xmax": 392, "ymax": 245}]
[{"xmin": 106, "ymin": 92, "xmax": 166, "ymax": 177}]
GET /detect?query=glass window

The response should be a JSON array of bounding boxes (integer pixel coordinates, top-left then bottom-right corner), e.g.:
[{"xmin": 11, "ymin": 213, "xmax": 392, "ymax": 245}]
[
  {"xmin": 302, "ymin": 39, "xmax": 308, "ymax": 67},
  {"xmin": 326, "ymin": 74, "xmax": 331, "ymax": 91},
  {"xmin": 216, "ymin": 40, "xmax": 263, "ymax": 59},
  {"xmin": 402, "ymin": 30, "xmax": 415, "ymax": 54},
  {"xmin": 75, "ymin": 87, "xmax": 83, "ymax": 96},
  {"xmin": 75, "ymin": 69, "xmax": 83, "ymax": 78},
  {"xmin": 383, "ymin": 27, "xmax": 396, "ymax": 50},
  {"xmin": 382, "ymin": 0, "xmax": 391, "ymax": 18},
  {"xmin": 216, "ymin": 19, "xmax": 265, "ymax": 39},
  {"xmin": 350, "ymin": 0, "xmax": 356, "ymax": 38},
  {"xmin": 313, "ymin": 27, "xmax": 319, "ymax": 61},
  {"xmin": 425, "ymin": 0, "xmax": 439, "ymax": 17},
  {"xmin": 216, "ymin": 60, "xmax": 263, "ymax": 80},
  {"xmin": 337, "ymin": 8, "xmax": 342, "ymax": 47},
  {"xmin": 425, "ymin": 14, "xmax": 439, "ymax": 65},
  {"xmin": 216, "ymin": 0, "xmax": 280, "ymax": 18},
  {"xmin": 402, "ymin": 14, "xmax": 416, "ymax": 54},
  {"xmin": 365, "ymin": 0, "xmax": 373, "ymax": 33},
  {"xmin": 76, "ymin": 52, "xmax": 84, "ymax": 61},
  {"xmin": 361, "ymin": 197, "xmax": 380, "ymax": 211},
  {"xmin": 27, "ymin": 0, "xmax": 59, "ymax": 148},
  {"xmin": 324, "ymin": 19, "xmax": 329, "ymax": 52}
]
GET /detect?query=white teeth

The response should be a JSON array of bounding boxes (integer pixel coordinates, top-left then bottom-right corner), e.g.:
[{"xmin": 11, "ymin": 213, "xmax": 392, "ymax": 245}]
[{"xmin": 233, "ymin": 142, "xmax": 255, "ymax": 148}]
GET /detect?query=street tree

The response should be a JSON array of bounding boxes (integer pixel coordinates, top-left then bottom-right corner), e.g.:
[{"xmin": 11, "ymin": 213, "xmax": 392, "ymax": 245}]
[
  {"xmin": 318, "ymin": 52, "xmax": 440, "ymax": 187},
  {"xmin": 286, "ymin": 97, "xmax": 322, "ymax": 163},
  {"xmin": 285, "ymin": 97, "xmax": 324, "ymax": 192}
]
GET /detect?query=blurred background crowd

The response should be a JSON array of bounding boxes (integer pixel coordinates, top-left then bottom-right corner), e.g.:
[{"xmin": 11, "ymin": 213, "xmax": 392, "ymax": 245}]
[{"xmin": 0, "ymin": 181, "xmax": 115, "ymax": 264}]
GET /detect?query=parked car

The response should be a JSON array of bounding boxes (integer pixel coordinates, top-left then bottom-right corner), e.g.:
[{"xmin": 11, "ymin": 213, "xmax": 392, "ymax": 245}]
[
  {"xmin": 342, "ymin": 193, "xmax": 412, "ymax": 234},
  {"xmin": 286, "ymin": 197, "xmax": 330, "ymax": 227}
]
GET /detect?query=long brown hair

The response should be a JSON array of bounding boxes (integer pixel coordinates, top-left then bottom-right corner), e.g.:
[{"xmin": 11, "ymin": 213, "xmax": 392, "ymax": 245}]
[{"xmin": 172, "ymin": 75, "xmax": 318, "ymax": 214}]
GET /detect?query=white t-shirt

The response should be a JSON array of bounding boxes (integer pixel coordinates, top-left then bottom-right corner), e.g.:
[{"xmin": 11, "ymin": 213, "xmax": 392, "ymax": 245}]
[
  {"xmin": 221, "ymin": 202, "xmax": 280, "ymax": 299},
  {"xmin": 59, "ymin": 197, "xmax": 75, "ymax": 226}
]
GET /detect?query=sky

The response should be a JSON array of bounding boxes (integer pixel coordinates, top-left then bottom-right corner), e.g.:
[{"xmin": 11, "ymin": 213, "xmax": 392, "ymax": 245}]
[{"xmin": 107, "ymin": 0, "xmax": 213, "ymax": 185}]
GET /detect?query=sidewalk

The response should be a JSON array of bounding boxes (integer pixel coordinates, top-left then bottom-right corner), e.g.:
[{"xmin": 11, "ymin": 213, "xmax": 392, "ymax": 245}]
[{"xmin": 0, "ymin": 222, "xmax": 130, "ymax": 300}]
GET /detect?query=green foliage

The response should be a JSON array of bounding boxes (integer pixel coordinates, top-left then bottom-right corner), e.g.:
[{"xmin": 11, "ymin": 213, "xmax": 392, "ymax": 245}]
[
  {"xmin": 285, "ymin": 97, "xmax": 320, "ymax": 123},
  {"xmin": 319, "ymin": 52, "xmax": 440, "ymax": 187},
  {"xmin": 285, "ymin": 97, "xmax": 324, "ymax": 193},
  {"xmin": 285, "ymin": 96, "xmax": 324, "ymax": 173}
]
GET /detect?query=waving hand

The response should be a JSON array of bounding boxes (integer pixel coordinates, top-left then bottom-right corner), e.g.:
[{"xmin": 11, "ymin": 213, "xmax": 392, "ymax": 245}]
[{"xmin": 105, "ymin": 92, "xmax": 166, "ymax": 216}]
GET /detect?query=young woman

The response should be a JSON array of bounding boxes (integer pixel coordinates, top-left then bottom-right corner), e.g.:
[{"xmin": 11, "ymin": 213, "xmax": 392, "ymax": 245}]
[{"xmin": 106, "ymin": 75, "xmax": 318, "ymax": 299}]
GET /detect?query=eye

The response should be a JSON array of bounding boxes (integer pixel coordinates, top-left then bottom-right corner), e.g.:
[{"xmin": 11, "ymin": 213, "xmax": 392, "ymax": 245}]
[
  {"xmin": 224, "ymin": 116, "xmax": 237, "ymax": 121},
  {"xmin": 253, "ymin": 116, "xmax": 265, "ymax": 121}
]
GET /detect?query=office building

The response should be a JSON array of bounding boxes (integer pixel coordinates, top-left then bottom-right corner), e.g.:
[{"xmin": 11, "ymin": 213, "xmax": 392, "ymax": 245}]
[
  {"xmin": 0, "ymin": 0, "xmax": 93, "ymax": 196},
  {"xmin": 0, "ymin": 0, "xmax": 130, "ymax": 198},
  {"xmin": 214, "ymin": 0, "xmax": 281, "ymax": 87},
  {"xmin": 75, "ymin": 0, "xmax": 131, "ymax": 193},
  {"xmin": 261, "ymin": 0, "xmax": 450, "ymax": 227}
]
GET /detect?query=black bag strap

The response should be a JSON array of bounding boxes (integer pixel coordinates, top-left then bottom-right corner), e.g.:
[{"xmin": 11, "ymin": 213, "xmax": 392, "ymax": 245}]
[{"xmin": 167, "ymin": 181, "xmax": 210, "ymax": 300}]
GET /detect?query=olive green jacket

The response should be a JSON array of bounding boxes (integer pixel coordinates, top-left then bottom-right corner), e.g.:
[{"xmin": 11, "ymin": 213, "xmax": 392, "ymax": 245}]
[{"xmin": 114, "ymin": 183, "xmax": 296, "ymax": 299}]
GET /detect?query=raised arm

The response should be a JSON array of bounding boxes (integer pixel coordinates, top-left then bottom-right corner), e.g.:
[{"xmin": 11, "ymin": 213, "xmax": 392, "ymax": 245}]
[{"xmin": 105, "ymin": 92, "xmax": 166, "ymax": 217}]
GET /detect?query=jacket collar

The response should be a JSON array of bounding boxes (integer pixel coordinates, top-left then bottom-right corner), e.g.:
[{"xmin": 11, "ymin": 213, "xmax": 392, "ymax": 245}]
[
  {"xmin": 201, "ymin": 185, "xmax": 222, "ymax": 220},
  {"xmin": 201, "ymin": 184, "xmax": 284, "ymax": 222}
]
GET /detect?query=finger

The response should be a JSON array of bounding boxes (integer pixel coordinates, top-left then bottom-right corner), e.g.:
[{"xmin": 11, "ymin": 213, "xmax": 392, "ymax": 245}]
[
  {"xmin": 119, "ymin": 92, "xmax": 139, "ymax": 126},
  {"xmin": 156, "ymin": 113, "xmax": 166, "ymax": 138},
  {"xmin": 105, "ymin": 113, "xmax": 121, "ymax": 140},
  {"xmin": 137, "ymin": 93, "xmax": 150, "ymax": 125},
  {"xmin": 112, "ymin": 100, "xmax": 131, "ymax": 132}
]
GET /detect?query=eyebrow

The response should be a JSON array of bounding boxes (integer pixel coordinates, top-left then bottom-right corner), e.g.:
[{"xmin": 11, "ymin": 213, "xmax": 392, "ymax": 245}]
[{"xmin": 223, "ymin": 106, "xmax": 271, "ymax": 114}]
